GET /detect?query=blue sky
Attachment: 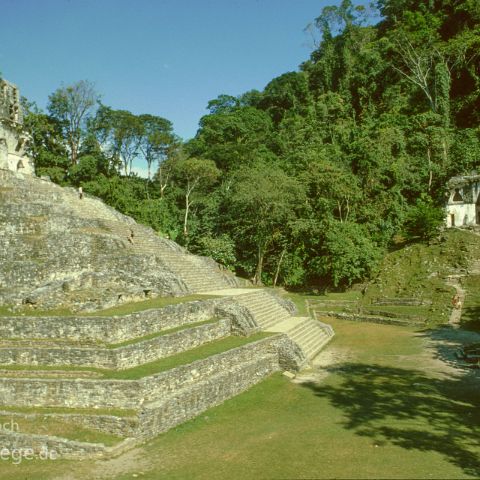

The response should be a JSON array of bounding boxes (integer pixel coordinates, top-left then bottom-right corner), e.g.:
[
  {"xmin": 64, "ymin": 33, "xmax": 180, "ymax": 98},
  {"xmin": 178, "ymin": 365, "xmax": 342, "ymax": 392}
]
[{"xmin": 0, "ymin": 0, "xmax": 340, "ymax": 142}]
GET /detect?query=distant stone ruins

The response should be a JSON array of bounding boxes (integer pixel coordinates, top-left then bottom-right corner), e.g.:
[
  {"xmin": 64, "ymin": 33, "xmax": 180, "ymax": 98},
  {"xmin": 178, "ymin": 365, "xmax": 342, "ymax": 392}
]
[
  {"xmin": 446, "ymin": 174, "xmax": 480, "ymax": 227},
  {"xmin": 0, "ymin": 79, "xmax": 34, "ymax": 175}
]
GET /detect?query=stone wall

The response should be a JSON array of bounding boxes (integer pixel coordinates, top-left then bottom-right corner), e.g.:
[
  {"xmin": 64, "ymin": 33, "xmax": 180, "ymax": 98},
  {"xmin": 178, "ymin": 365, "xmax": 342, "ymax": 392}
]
[
  {"xmin": 0, "ymin": 336, "xmax": 284, "ymax": 410},
  {"xmin": 0, "ymin": 431, "xmax": 108, "ymax": 459},
  {"xmin": 140, "ymin": 336, "xmax": 282, "ymax": 403},
  {"xmin": 0, "ymin": 294, "xmax": 289, "ymax": 346},
  {"xmin": 138, "ymin": 354, "xmax": 279, "ymax": 437},
  {"xmin": 319, "ymin": 310, "xmax": 417, "ymax": 326},
  {"xmin": 273, "ymin": 335, "xmax": 308, "ymax": 372},
  {"xmin": 0, "ymin": 319, "xmax": 231, "ymax": 370},
  {"xmin": 0, "ymin": 80, "xmax": 34, "ymax": 175},
  {"xmin": 0, "ymin": 299, "xmax": 219, "ymax": 343},
  {"xmin": 1, "ymin": 410, "xmax": 138, "ymax": 438},
  {"xmin": 214, "ymin": 299, "xmax": 260, "ymax": 335}
]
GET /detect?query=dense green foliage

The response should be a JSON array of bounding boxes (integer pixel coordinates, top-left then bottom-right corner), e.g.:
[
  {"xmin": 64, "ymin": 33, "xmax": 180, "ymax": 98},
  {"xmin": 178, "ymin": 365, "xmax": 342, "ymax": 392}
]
[{"xmin": 18, "ymin": 0, "xmax": 480, "ymax": 288}]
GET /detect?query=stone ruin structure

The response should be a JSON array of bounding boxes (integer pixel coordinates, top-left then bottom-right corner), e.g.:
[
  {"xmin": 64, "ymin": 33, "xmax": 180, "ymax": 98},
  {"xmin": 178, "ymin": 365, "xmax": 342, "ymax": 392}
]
[
  {"xmin": 0, "ymin": 79, "xmax": 34, "ymax": 175},
  {"xmin": 0, "ymin": 163, "xmax": 334, "ymax": 459},
  {"xmin": 0, "ymin": 77, "xmax": 334, "ymax": 460},
  {"xmin": 445, "ymin": 173, "xmax": 480, "ymax": 227}
]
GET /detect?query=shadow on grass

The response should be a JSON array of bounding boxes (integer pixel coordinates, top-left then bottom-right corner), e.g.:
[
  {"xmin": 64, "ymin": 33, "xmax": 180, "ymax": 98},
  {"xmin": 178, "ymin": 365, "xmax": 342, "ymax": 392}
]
[
  {"xmin": 461, "ymin": 305, "xmax": 480, "ymax": 333},
  {"xmin": 302, "ymin": 363, "xmax": 480, "ymax": 477},
  {"xmin": 417, "ymin": 325, "xmax": 480, "ymax": 372}
]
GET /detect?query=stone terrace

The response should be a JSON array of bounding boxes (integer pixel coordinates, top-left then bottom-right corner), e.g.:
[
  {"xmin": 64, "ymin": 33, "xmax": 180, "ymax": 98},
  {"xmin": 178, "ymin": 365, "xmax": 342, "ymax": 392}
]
[
  {"xmin": 0, "ymin": 290, "xmax": 334, "ymax": 458},
  {"xmin": 0, "ymin": 169, "xmax": 334, "ymax": 458}
]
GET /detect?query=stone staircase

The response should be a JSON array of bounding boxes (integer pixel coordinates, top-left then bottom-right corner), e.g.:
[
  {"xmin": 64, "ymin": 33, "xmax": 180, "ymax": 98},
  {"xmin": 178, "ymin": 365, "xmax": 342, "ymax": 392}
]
[
  {"xmin": 205, "ymin": 289, "xmax": 335, "ymax": 362},
  {"xmin": 234, "ymin": 290, "xmax": 293, "ymax": 329},
  {"xmin": 283, "ymin": 317, "xmax": 334, "ymax": 359}
]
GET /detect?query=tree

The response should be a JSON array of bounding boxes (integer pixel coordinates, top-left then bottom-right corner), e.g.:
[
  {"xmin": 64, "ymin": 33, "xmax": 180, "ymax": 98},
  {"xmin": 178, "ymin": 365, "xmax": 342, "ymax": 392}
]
[
  {"xmin": 318, "ymin": 221, "xmax": 382, "ymax": 287},
  {"xmin": 93, "ymin": 106, "xmax": 143, "ymax": 176},
  {"xmin": 229, "ymin": 164, "xmax": 306, "ymax": 284},
  {"xmin": 22, "ymin": 100, "xmax": 69, "ymax": 182},
  {"xmin": 173, "ymin": 157, "xmax": 220, "ymax": 237},
  {"xmin": 193, "ymin": 106, "xmax": 276, "ymax": 170},
  {"xmin": 138, "ymin": 114, "xmax": 176, "ymax": 180},
  {"xmin": 403, "ymin": 194, "xmax": 444, "ymax": 241},
  {"xmin": 48, "ymin": 80, "xmax": 99, "ymax": 165}
]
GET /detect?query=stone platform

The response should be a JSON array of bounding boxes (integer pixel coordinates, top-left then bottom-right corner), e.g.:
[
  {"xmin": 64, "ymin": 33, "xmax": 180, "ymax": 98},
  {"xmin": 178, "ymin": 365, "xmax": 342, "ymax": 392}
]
[{"xmin": 0, "ymin": 289, "xmax": 334, "ymax": 458}]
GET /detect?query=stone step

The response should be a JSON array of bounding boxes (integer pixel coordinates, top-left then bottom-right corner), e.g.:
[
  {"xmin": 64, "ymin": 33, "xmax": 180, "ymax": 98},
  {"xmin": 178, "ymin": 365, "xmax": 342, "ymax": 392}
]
[
  {"xmin": 0, "ymin": 336, "xmax": 280, "ymax": 409},
  {"xmin": 299, "ymin": 328, "xmax": 329, "ymax": 351},
  {"xmin": 236, "ymin": 296, "xmax": 290, "ymax": 312},
  {"xmin": 288, "ymin": 320, "xmax": 318, "ymax": 342},
  {"xmin": 0, "ymin": 319, "xmax": 230, "ymax": 370},
  {"xmin": 236, "ymin": 294, "xmax": 286, "ymax": 306},
  {"xmin": 291, "ymin": 321, "xmax": 333, "ymax": 360},
  {"xmin": 246, "ymin": 308, "xmax": 290, "ymax": 323},
  {"xmin": 257, "ymin": 314, "xmax": 292, "ymax": 330}
]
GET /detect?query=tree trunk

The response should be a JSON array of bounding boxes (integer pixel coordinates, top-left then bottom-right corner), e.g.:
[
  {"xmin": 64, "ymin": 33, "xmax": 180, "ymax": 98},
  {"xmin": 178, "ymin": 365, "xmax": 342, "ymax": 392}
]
[
  {"xmin": 183, "ymin": 193, "xmax": 190, "ymax": 237},
  {"xmin": 273, "ymin": 247, "xmax": 287, "ymax": 288},
  {"xmin": 427, "ymin": 147, "xmax": 433, "ymax": 192},
  {"xmin": 70, "ymin": 139, "xmax": 78, "ymax": 165},
  {"xmin": 253, "ymin": 245, "xmax": 265, "ymax": 285}
]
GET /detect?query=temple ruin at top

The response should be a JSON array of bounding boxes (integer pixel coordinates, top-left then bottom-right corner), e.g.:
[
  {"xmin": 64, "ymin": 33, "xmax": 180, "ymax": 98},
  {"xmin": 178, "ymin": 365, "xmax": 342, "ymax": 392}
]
[{"xmin": 0, "ymin": 79, "xmax": 34, "ymax": 175}]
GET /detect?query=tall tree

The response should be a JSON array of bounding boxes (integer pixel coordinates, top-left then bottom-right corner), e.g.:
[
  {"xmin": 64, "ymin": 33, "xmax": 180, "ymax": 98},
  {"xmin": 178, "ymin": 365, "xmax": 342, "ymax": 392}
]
[
  {"xmin": 229, "ymin": 164, "xmax": 306, "ymax": 284},
  {"xmin": 48, "ymin": 80, "xmax": 99, "ymax": 165},
  {"xmin": 173, "ymin": 157, "xmax": 220, "ymax": 237},
  {"xmin": 93, "ymin": 106, "xmax": 143, "ymax": 176},
  {"xmin": 138, "ymin": 114, "xmax": 176, "ymax": 180}
]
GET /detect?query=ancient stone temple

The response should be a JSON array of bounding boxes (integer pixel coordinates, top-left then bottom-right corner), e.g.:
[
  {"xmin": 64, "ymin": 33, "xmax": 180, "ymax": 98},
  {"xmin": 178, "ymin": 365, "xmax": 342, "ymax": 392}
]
[
  {"xmin": 445, "ymin": 174, "xmax": 480, "ymax": 228},
  {"xmin": 0, "ymin": 79, "xmax": 34, "ymax": 175},
  {"xmin": 0, "ymin": 165, "xmax": 334, "ymax": 459}
]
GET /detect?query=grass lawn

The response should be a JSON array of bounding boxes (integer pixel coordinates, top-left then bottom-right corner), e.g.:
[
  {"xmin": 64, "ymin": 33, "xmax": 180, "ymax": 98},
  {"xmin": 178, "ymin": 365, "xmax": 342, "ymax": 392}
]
[{"xmin": 1, "ymin": 311, "xmax": 478, "ymax": 479}]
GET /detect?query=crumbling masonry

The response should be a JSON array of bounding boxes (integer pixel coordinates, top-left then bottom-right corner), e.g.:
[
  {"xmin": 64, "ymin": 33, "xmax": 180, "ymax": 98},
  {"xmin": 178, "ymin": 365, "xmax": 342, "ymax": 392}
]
[{"xmin": 0, "ymin": 79, "xmax": 34, "ymax": 175}]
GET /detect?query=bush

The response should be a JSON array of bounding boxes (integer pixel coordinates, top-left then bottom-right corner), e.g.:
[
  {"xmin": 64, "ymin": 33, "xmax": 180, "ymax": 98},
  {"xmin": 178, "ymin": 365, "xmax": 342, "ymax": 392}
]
[
  {"xmin": 403, "ymin": 196, "xmax": 444, "ymax": 241},
  {"xmin": 318, "ymin": 221, "xmax": 382, "ymax": 287},
  {"xmin": 195, "ymin": 234, "xmax": 237, "ymax": 270}
]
